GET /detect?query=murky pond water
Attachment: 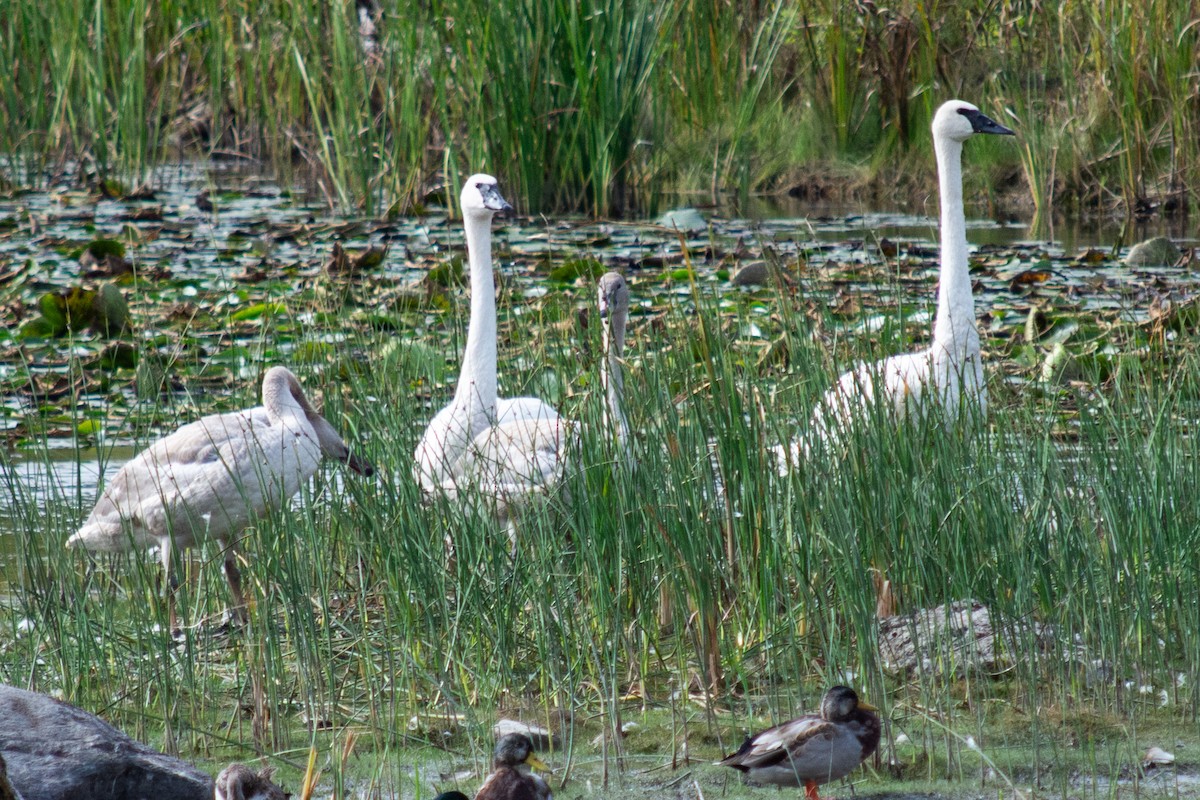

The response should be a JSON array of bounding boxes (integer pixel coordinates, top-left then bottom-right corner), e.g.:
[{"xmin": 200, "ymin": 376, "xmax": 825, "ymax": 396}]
[{"xmin": 2, "ymin": 163, "xmax": 1198, "ymax": 533}]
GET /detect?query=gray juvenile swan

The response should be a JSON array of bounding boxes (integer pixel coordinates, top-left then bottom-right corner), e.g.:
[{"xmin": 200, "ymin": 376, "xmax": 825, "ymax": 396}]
[
  {"xmin": 0, "ymin": 684, "xmax": 287, "ymax": 800},
  {"xmin": 413, "ymin": 175, "xmax": 569, "ymax": 517},
  {"xmin": 597, "ymin": 271, "xmax": 631, "ymax": 465},
  {"xmin": 67, "ymin": 366, "xmax": 373, "ymax": 630},
  {"xmin": 779, "ymin": 100, "xmax": 1014, "ymax": 467}
]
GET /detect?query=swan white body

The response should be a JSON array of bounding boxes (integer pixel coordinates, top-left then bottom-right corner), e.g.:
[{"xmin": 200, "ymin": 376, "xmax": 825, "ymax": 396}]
[
  {"xmin": 414, "ymin": 175, "xmax": 569, "ymax": 513},
  {"xmin": 67, "ymin": 366, "xmax": 371, "ymax": 626},
  {"xmin": 783, "ymin": 100, "xmax": 1014, "ymax": 465}
]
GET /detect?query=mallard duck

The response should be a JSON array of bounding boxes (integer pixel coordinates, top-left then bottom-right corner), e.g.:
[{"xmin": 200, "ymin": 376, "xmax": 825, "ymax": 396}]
[
  {"xmin": 475, "ymin": 733, "xmax": 552, "ymax": 800},
  {"xmin": 718, "ymin": 686, "xmax": 881, "ymax": 800},
  {"xmin": 214, "ymin": 763, "xmax": 287, "ymax": 800}
]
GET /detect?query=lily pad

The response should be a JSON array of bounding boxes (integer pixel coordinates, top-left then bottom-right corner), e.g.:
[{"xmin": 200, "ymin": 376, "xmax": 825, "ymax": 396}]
[
  {"xmin": 230, "ymin": 302, "xmax": 287, "ymax": 321},
  {"xmin": 548, "ymin": 257, "xmax": 604, "ymax": 283}
]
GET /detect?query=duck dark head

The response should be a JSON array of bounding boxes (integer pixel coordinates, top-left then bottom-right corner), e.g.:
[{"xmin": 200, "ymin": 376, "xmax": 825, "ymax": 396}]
[{"xmin": 819, "ymin": 685, "xmax": 878, "ymax": 721}]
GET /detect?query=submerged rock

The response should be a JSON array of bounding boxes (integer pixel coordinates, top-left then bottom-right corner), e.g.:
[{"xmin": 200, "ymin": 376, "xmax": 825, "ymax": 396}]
[
  {"xmin": 657, "ymin": 208, "xmax": 707, "ymax": 233},
  {"xmin": 731, "ymin": 261, "xmax": 770, "ymax": 286},
  {"xmin": 1125, "ymin": 237, "xmax": 1181, "ymax": 267}
]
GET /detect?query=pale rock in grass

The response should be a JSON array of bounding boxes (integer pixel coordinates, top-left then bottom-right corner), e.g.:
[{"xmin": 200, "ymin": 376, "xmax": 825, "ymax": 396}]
[
  {"xmin": 1125, "ymin": 237, "xmax": 1182, "ymax": 267},
  {"xmin": 493, "ymin": 719, "xmax": 555, "ymax": 750},
  {"xmin": 1143, "ymin": 746, "xmax": 1175, "ymax": 770}
]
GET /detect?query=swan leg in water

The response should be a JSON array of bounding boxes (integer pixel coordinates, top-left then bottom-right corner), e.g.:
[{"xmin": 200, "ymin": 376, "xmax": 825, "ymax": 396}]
[
  {"xmin": 780, "ymin": 100, "xmax": 1013, "ymax": 469},
  {"xmin": 68, "ymin": 366, "xmax": 373, "ymax": 633}
]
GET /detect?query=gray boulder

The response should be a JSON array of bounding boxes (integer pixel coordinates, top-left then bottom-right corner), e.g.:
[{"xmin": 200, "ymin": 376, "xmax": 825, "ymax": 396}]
[{"xmin": 0, "ymin": 685, "xmax": 212, "ymax": 800}]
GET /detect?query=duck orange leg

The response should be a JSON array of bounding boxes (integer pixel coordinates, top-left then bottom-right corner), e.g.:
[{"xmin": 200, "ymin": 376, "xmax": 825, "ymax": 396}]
[{"xmin": 805, "ymin": 780, "xmax": 820, "ymax": 800}]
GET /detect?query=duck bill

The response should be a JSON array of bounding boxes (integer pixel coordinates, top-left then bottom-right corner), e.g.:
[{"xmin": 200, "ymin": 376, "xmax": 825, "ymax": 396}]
[
  {"xmin": 525, "ymin": 753, "xmax": 550, "ymax": 772},
  {"xmin": 856, "ymin": 699, "xmax": 879, "ymax": 712}
]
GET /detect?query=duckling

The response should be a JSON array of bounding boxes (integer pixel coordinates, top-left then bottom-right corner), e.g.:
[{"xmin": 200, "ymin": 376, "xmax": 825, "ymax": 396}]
[
  {"xmin": 475, "ymin": 733, "xmax": 552, "ymax": 800},
  {"xmin": 214, "ymin": 763, "xmax": 287, "ymax": 800},
  {"xmin": 718, "ymin": 686, "xmax": 881, "ymax": 800}
]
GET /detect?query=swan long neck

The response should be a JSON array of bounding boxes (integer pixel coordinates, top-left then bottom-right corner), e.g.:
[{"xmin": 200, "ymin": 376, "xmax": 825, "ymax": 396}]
[
  {"xmin": 602, "ymin": 313, "xmax": 631, "ymax": 459},
  {"xmin": 454, "ymin": 212, "xmax": 498, "ymax": 421},
  {"xmin": 932, "ymin": 134, "xmax": 979, "ymax": 364}
]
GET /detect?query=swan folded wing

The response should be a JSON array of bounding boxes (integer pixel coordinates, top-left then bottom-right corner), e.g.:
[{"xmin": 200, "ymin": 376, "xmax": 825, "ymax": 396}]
[
  {"xmin": 69, "ymin": 409, "xmax": 319, "ymax": 551},
  {"xmin": 467, "ymin": 417, "xmax": 572, "ymax": 495},
  {"xmin": 414, "ymin": 402, "xmax": 493, "ymax": 492},
  {"xmin": 810, "ymin": 352, "xmax": 931, "ymax": 445},
  {"xmin": 496, "ymin": 396, "xmax": 560, "ymax": 425}
]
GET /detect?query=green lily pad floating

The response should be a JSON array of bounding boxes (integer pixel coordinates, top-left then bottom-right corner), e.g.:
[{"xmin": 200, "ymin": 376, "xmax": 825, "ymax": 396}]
[
  {"xmin": 72, "ymin": 238, "xmax": 126, "ymax": 261},
  {"xmin": 19, "ymin": 284, "xmax": 131, "ymax": 338},
  {"xmin": 96, "ymin": 341, "xmax": 139, "ymax": 371},
  {"xmin": 230, "ymin": 302, "xmax": 287, "ymax": 321},
  {"xmin": 427, "ymin": 256, "xmax": 464, "ymax": 287},
  {"xmin": 76, "ymin": 418, "xmax": 104, "ymax": 436},
  {"xmin": 548, "ymin": 257, "xmax": 604, "ymax": 283}
]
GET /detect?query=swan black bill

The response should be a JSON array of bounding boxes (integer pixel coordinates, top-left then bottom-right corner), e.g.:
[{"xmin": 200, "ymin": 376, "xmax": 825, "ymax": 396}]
[
  {"xmin": 480, "ymin": 182, "xmax": 514, "ymax": 213},
  {"xmin": 344, "ymin": 451, "xmax": 375, "ymax": 476},
  {"xmin": 957, "ymin": 108, "xmax": 1015, "ymax": 136}
]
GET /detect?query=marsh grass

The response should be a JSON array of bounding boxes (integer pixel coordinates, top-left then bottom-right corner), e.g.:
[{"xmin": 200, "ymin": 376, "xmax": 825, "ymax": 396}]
[
  {"xmin": 4, "ymin": 248, "xmax": 1200, "ymax": 794},
  {"xmin": 4, "ymin": 1, "xmax": 1198, "ymax": 215}
]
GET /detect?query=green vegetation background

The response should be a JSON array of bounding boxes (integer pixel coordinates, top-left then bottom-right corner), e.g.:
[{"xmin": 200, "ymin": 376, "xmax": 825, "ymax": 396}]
[{"xmin": 3, "ymin": 0, "xmax": 1198, "ymax": 217}]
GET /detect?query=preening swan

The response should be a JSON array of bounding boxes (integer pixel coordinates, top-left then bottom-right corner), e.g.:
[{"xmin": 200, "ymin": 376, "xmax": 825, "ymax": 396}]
[
  {"xmin": 0, "ymin": 684, "xmax": 288, "ymax": 800},
  {"xmin": 67, "ymin": 366, "xmax": 373, "ymax": 630},
  {"xmin": 784, "ymin": 100, "xmax": 1013, "ymax": 464},
  {"xmin": 413, "ymin": 175, "xmax": 567, "ymax": 513},
  {"xmin": 598, "ymin": 271, "xmax": 631, "ymax": 464}
]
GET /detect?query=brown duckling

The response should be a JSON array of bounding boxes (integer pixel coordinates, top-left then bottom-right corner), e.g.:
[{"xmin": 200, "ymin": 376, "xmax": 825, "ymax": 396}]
[
  {"xmin": 475, "ymin": 733, "xmax": 551, "ymax": 800},
  {"xmin": 214, "ymin": 763, "xmax": 288, "ymax": 800},
  {"xmin": 718, "ymin": 685, "xmax": 881, "ymax": 800}
]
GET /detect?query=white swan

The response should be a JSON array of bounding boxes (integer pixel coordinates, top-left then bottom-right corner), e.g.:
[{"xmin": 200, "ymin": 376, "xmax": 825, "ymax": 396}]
[
  {"xmin": 414, "ymin": 175, "xmax": 568, "ymax": 513},
  {"xmin": 781, "ymin": 100, "xmax": 1014, "ymax": 465},
  {"xmin": 67, "ymin": 366, "xmax": 373, "ymax": 629},
  {"xmin": 597, "ymin": 271, "xmax": 632, "ymax": 465}
]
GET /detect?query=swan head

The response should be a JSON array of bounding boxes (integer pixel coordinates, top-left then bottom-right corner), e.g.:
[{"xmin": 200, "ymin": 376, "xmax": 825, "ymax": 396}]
[
  {"xmin": 310, "ymin": 414, "xmax": 375, "ymax": 476},
  {"xmin": 932, "ymin": 100, "xmax": 1015, "ymax": 143},
  {"xmin": 460, "ymin": 173, "xmax": 513, "ymax": 218},
  {"xmin": 598, "ymin": 271, "xmax": 630, "ymax": 322}
]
